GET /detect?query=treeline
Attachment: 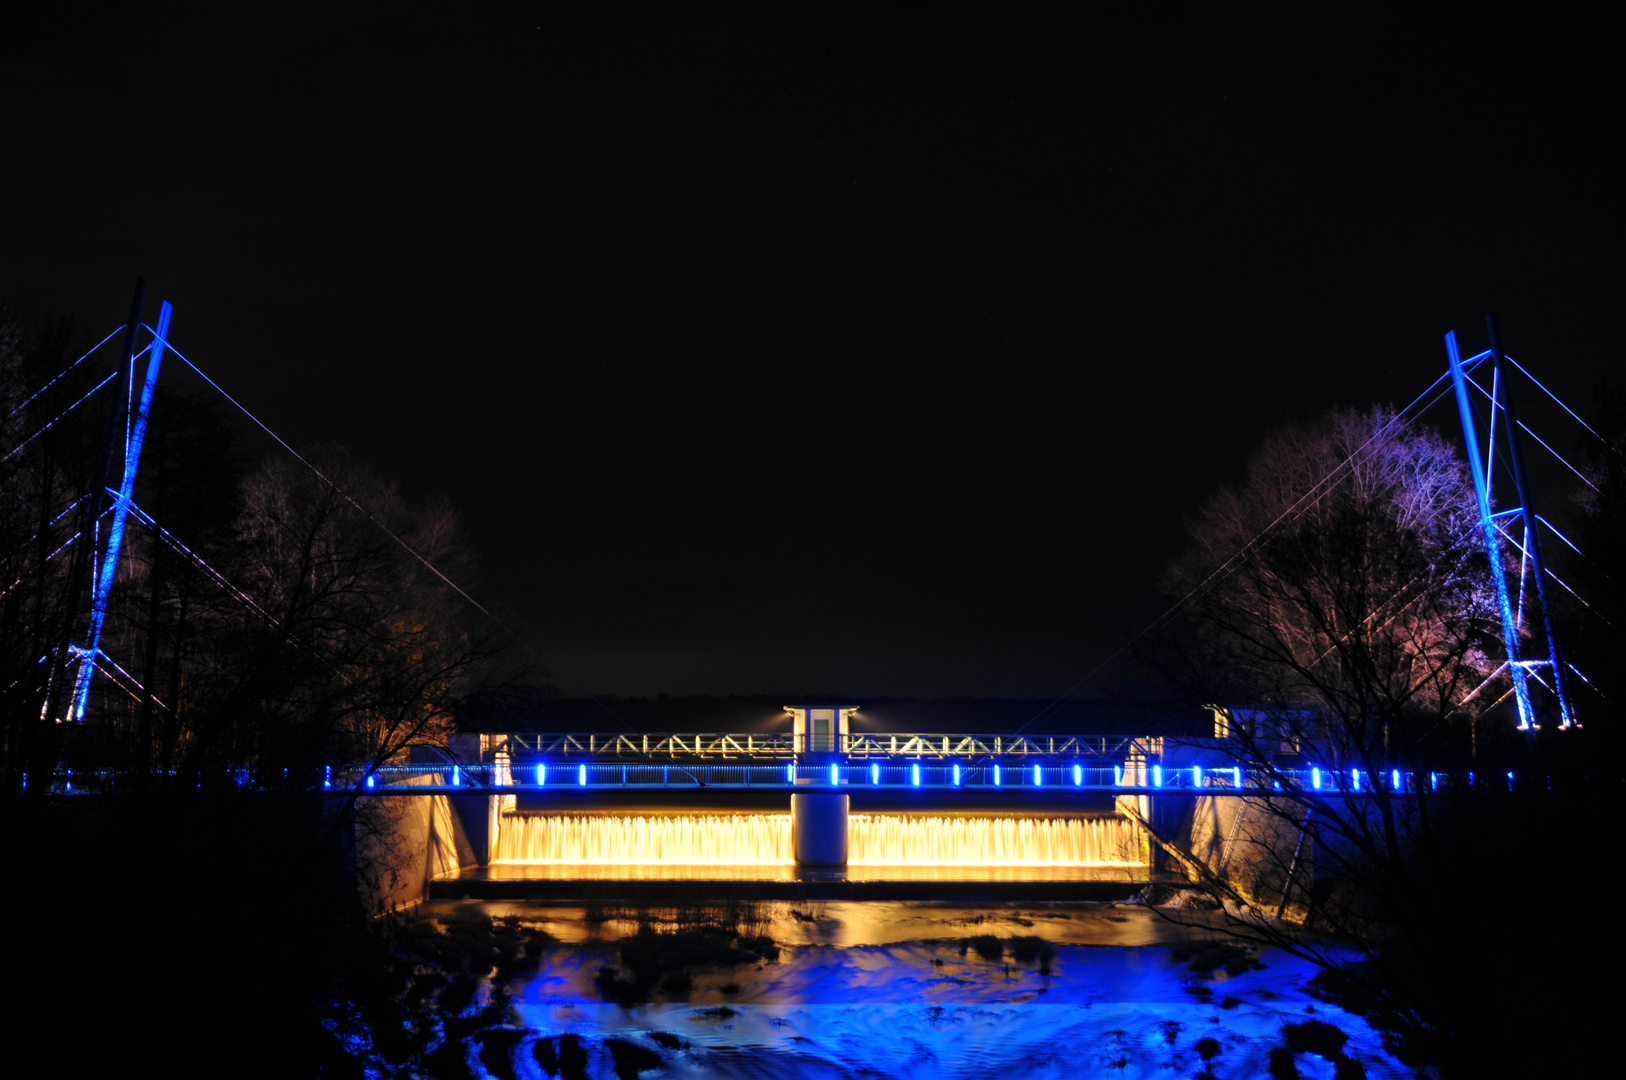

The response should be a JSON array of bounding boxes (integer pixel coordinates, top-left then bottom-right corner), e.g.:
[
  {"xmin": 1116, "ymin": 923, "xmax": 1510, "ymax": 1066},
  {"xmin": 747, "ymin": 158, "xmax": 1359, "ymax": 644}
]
[
  {"xmin": 1, "ymin": 304, "xmax": 532, "ymax": 1074},
  {"xmin": 1147, "ymin": 404, "xmax": 1623, "ymax": 1077}
]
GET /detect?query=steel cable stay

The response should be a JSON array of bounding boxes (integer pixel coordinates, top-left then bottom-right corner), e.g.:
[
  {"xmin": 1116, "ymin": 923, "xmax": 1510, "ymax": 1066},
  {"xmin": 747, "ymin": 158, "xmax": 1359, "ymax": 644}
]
[
  {"xmin": 0, "ymin": 491, "xmax": 92, "ymax": 565},
  {"xmin": 1462, "ymin": 371, "xmax": 1601, "ymax": 492},
  {"xmin": 153, "ymin": 329, "xmax": 638, "ymax": 735},
  {"xmin": 119, "ymin": 497, "xmax": 277, "ymax": 626},
  {"xmin": 1028, "ymin": 337, "xmax": 1597, "ymax": 735},
  {"xmin": 3, "ymin": 324, "xmax": 125, "ymax": 421},
  {"xmin": 0, "ymin": 530, "xmax": 83, "ymax": 602},
  {"xmin": 1018, "ymin": 362, "xmax": 1485, "ymax": 733},
  {"xmin": 1505, "ymin": 354, "xmax": 1620, "ymax": 455},
  {"xmin": 1, "ymin": 369, "xmax": 122, "ymax": 465},
  {"xmin": 1492, "ymin": 520, "xmax": 1605, "ymax": 621},
  {"xmin": 0, "ymin": 492, "xmax": 123, "ymax": 602}
]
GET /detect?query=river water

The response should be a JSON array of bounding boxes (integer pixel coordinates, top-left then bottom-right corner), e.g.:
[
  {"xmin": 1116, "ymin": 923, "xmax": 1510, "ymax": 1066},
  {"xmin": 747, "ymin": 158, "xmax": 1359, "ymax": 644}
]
[{"xmin": 424, "ymin": 900, "xmax": 1416, "ymax": 1079}]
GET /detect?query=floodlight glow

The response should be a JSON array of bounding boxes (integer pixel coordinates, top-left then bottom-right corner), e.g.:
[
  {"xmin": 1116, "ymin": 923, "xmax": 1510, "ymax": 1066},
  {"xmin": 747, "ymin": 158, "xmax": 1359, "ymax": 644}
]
[
  {"xmin": 872, "ymin": 763, "xmax": 879, "ymax": 784},
  {"xmin": 324, "ymin": 765, "xmax": 332, "ymax": 790},
  {"xmin": 911, "ymin": 763, "xmax": 921, "ymax": 787},
  {"xmin": 994, "ymin": 764, "xmax": 1002, "ymax": 786},
  {"xmin": 1506, "ymin": 770, "xmax": 1514, "ymax": 791},
  {"xmin": 1468, "ymin": 771, "xmax": 1475, "ymax": 785},
  {"xmin": 953, "ymin": 763, "xmax": 962, "ymax": 785},
  {"xmin": 786, "ymin": 764, "xmax": 794, "ymax": 782},
  {"xmin": 1232, "ymin": 767, "xmax": 1241, "ymax": 787},
  {"xmin": 1351, "ymin": 768, "xmax": 1360, "ymax": 791},
  {"xmin": 1153, "ymin": 765, "xmax": 1162, "ymax": 787},
  {"xmin": 1392, "ymin": 769, "xmax": 1400, "ymax": 790},
  {"xmin": 830, "ymin": 763, "xmax": 839, "ymax": 785},
  {"xmin": 1193, "ymin": 766, "xmax": 1202, "ymax": 786},
  {"xmin": 537, "ymin": 764, "xmax": 546, "ymax": 785},
  {"xmin": 1431, "ymin": 772, "xmax": 1438, "ymax": 791},
  {"xmin": 1033, "ymin": 763, "xmax": 1042, "ymax": 786},
  {"xmin": 366, "ymin": 775, "xmax": 374, "ymax": 789},
  {"xmin": 1073, "ymin": 764, "xmax": 1082, "ymax": 786},
  {"xmin": 1312, "ymin": 767, "xmax": 1321, "ymax": 790},
  {"xmin": 1114, "ymin": 765, "xmax": 1122, "ymax": 786},
  {"xmin": 578, "ymin": 764, "xmax": 588, "ymax": 785}
]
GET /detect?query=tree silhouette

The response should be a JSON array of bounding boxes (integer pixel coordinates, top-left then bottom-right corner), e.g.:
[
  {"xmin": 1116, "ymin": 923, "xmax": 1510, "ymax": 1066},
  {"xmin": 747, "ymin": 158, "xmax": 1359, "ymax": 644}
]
[{"xmin": 1140, "ymin": 406, "xmax": 1605, "ymax": 1076}]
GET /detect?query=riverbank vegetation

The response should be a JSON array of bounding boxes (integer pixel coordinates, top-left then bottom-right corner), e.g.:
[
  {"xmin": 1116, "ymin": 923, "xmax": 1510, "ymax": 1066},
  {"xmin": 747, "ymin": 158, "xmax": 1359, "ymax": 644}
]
[{"xmin": 1143, "ymin": 405, "xmax": 1621, "ymax": 1076}]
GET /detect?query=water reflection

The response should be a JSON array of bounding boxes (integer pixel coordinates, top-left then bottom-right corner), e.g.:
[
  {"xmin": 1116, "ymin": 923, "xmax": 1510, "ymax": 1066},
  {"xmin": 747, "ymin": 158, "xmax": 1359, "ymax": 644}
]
[{"xmin": 441, "ymin": 900, "xmax": 1413, "ymax": 1078}]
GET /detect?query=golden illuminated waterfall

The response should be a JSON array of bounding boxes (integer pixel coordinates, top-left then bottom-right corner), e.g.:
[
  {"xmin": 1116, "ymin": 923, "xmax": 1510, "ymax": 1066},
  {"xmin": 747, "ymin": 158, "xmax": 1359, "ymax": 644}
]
[
  {"xmin": 495, "ymin": 813, "xmax": 795, "ymax": 864},
  {"xmin": 495, "ymin": 812, "xmax": 1146, "ymax": 866},
  {"xmin": 848, "ymin": 813, "xmax": 1145, "ymax": 866}
]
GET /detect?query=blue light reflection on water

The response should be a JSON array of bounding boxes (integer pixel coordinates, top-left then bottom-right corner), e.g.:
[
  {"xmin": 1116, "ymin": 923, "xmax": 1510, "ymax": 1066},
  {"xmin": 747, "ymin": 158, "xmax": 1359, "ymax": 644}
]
[{"xmin": 491, "ymin": 906, "xmax": 1414, "ymax": 1079}]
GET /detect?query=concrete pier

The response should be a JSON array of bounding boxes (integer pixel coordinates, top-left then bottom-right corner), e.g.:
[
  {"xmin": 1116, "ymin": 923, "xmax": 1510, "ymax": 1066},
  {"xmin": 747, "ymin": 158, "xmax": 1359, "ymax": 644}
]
[{"xmin": 791, "ymin": 790, "xmax": 850, "ymax": 866}]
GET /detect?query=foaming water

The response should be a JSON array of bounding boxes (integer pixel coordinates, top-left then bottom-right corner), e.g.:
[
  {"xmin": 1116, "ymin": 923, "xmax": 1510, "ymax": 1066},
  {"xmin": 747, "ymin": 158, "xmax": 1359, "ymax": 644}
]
[
  {"xmin": 849, "ymin": 813, "xmax": 1144, "ymax": 866},
  {"xmin": 494, "ymin": 813, "xmax": 794, "ymax": 864},
  {"xmin": 494, "ymin": 812, "xmax": 1146, "ymax": 866}
]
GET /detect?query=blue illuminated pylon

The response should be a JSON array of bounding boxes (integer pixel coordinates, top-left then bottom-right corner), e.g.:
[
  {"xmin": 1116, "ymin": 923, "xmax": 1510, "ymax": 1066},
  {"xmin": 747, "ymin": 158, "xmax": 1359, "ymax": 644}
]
[
  {"xmin": 1446, "ymin": 323, "xmax": 1572, "ymax": 728},
  {"xmin": 70, "ymin": 302, "xmax": 173, "ymax": 720}
]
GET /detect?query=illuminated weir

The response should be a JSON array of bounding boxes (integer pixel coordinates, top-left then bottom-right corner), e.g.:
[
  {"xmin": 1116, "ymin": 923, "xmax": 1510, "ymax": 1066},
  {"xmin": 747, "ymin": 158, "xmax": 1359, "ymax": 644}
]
[
  {"xmin": 495, "ymin": 813, "xmax": 794, "ymax": 865},
  {"xmin": 492, "ymin": 812, "xmax": 1145, "ymax": 867},
  {"xmin": 847, "ymin": 813, "xmax": 1143, "ymax": 866}
]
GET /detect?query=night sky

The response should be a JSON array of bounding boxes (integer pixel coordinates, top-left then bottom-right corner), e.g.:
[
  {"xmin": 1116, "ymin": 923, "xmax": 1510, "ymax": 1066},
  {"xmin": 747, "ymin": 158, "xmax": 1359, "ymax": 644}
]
[{"xmin": 2, "ymin": 4, "xmax": 1616, "ymax": 699}]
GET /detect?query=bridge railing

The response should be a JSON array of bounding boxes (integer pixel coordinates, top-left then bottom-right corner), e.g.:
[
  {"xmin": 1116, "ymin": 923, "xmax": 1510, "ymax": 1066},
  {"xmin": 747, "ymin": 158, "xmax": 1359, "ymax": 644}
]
[
  {"xmin": 488, "ymin": 732, "xmax": 1151, "ymax": 759},
  {"xmin": 26, "ymin": 760, "xmax": 1485, "ymax": 797}
]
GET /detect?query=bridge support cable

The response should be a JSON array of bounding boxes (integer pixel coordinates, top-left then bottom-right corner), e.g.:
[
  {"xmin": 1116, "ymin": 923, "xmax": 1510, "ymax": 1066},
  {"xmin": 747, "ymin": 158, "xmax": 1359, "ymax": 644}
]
[
  {"xmin": 120, "ymin": 500, "xmax": 276, "ymax": 625},
  {"xmin": 1017, "ymin": 359, "xmax": 1488, "ymax": 735},
  {"xmin": 1460, "ymin": 369, "xmax": 1603, "ymax": 493},
  {"xmin": 162, "ymin": 335, "xmax": 638, "ymax": 734},
  {"xmin": 1, "ymin": 369, "xmax": 121, "ymax": 465},
  {"xmin": 4, "ymin": 325, "xmax": 125, "ymax": 423},
  {"xmin": 1506, "ymin": 353, "xmax": 1621, "ymax": 454}
]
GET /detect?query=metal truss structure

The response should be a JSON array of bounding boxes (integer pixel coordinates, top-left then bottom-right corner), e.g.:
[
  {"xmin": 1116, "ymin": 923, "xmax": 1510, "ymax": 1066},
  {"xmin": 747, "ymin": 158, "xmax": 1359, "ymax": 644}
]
[
  {"xmin": 1445, "ymin": 318, "xmax": 1574, "ymax": 729},
  {"xmin": 491, "ymin": 732, "xmax": 1149, "ymax": 760}
]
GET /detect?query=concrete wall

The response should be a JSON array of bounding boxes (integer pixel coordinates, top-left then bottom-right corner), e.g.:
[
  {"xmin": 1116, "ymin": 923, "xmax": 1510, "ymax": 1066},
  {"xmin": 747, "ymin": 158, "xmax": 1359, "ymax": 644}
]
[{"xmin": 356, "ymin": 782, "xmax": 488, "ymax": 911}]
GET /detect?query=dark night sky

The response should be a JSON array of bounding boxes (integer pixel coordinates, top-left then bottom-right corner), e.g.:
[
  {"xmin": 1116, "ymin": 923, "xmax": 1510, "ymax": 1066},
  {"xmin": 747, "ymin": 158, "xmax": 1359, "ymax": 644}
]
[{"xmin": 1, "ymin": 4, "xmax": 1616, "ymax": 699}]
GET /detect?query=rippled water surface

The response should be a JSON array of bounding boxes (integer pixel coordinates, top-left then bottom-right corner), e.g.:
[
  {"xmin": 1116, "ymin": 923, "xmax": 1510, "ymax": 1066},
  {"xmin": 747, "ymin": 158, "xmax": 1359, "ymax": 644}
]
[{"xmin": 432, "ymin": 901, "xmax": 1412, "ymax": 1079}]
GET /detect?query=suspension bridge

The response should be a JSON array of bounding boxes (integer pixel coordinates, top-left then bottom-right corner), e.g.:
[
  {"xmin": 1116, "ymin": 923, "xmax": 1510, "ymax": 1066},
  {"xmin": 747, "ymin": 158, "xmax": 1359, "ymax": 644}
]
[{"xmin": 3, "ymin": 281, "xmax": 1610, "ymax": 894}]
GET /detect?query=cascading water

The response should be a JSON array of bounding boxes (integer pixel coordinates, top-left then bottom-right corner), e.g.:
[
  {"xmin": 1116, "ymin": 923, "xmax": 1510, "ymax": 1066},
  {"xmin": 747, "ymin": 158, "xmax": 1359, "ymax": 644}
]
[
  {"xmin": 848, "ymin": 813, "xmax": 1144, "ymax": 865},
  {"xmin": 495, "ymin": 813, "xmax": 795, "ymax": 864},
  {"xmin": 494, "ymin": 812, "xmax": 1145, "ymax": 865}
]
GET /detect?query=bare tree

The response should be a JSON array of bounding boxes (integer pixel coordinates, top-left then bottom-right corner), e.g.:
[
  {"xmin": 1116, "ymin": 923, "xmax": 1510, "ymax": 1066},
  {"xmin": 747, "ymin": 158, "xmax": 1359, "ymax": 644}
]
[
  {"xmin": 1136, "ymin": 407, "xmax": 1595, "ymax": 1075},
  {"xmin": 170, "ymin": 447, "xmax": 515, "ymax": 789}
]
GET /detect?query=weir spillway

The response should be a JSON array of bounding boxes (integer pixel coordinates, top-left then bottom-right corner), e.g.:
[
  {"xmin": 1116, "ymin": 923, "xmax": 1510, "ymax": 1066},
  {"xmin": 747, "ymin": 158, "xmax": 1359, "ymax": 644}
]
[
  {"xmin": 491, "ymin": 811, "xmax": 1147, "ymax": 867},
  {"xmin": 390, "ymin": 729, "xmax": 1171, "ymax": 902}
]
